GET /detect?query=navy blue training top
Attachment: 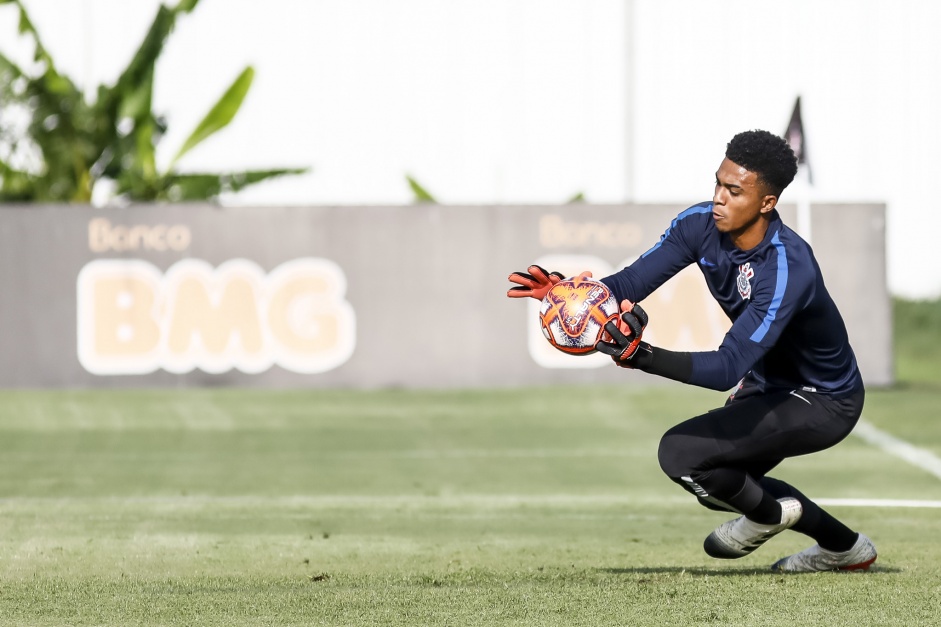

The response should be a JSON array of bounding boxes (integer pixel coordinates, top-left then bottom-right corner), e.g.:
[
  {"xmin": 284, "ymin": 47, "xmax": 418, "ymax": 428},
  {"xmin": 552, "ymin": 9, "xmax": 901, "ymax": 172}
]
[{"xmin": 600, "ymin": 202, "xmax": 864, "ymax": 397}]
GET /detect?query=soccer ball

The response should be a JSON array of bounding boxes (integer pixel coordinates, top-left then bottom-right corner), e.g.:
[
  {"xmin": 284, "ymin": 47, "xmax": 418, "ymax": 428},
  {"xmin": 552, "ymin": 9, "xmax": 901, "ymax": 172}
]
[{"xmin": 539, "ymin": 277, "xmax": 619, "ymax": 355}]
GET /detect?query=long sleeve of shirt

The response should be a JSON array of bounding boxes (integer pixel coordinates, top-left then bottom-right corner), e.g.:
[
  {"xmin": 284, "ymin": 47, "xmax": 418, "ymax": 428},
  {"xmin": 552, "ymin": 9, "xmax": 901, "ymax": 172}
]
[{"xmin": 600, "ymin": 203, "xmax": 863, "ymax": 397}]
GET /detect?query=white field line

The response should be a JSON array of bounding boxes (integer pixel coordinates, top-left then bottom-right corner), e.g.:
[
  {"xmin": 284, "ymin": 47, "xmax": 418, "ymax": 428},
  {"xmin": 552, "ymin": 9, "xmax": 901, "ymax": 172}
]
[
  {"xmin": 816, "ymin": 498, "xmax": 941, "ymax": 508},
  {"xmin": 852, "ymin": 418, "xmax": 941, "ymax": 481},
  {"xmin": 1, "ymin": 418, "xmax": 937, "ymax": 510}
]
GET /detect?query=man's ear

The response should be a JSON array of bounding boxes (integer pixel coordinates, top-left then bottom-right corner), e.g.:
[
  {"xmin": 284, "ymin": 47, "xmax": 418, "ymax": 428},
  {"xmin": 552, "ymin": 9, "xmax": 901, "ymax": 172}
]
[{"xmin": 760, "ymin": 194, "xmax": 778, "ymax": 214}]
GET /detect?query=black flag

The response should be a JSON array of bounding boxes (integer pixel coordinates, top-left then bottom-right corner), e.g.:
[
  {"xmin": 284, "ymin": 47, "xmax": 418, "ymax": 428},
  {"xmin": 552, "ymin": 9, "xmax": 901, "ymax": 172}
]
[{"xmin": 784, "ymin": 96, "xmax": 812, "ymax": 185}]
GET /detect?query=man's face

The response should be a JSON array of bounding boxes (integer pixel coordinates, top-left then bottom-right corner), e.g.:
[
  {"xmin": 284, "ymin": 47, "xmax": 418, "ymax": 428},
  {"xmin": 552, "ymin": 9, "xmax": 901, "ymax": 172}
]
[{"xmin": 712, "ymin": 158, "xmax": 776, "ymax": 236}]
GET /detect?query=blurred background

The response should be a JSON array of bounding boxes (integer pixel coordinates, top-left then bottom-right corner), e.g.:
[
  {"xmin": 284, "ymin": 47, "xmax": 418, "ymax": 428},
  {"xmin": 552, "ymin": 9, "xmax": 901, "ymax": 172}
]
[
  {"xmin": 2, "ymin": 0, "xmax": 939, "ymax": 299},
  {"xmin": 1, "ymin": 0, "xmax": 938, "ymax": 390}
]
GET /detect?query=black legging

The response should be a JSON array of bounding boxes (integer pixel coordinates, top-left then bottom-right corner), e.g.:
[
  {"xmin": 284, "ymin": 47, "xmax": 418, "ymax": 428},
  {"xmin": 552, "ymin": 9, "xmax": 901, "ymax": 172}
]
[{"xmin": 657, "ymin": 385, "xmax": 865, "ymax": 549}]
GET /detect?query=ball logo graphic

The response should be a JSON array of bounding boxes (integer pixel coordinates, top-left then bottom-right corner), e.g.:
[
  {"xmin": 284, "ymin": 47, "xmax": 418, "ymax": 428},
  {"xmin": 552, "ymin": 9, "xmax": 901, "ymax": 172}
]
[{"xmin": 538, "ymin": 277, "xmax": 619, "ymax": 355}]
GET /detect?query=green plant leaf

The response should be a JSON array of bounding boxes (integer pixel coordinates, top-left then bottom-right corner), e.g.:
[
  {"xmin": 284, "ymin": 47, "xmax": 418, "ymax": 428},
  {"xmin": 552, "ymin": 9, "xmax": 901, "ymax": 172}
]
[
  {"xmin": 159, "ymin": 168, "xmax": 308, "ymax": 201},
  {"xmin": 94, "ymin": 4, "xmax": 180, "ymax": 193},
  {"xmin": 0, "ymin": 158, "xmax": 36, "ymax": 201},
  {"xmin": 116, "ymin": 80, "xmax": 154, "ymax": 126},
  {"xmin": 169, "ymin": 67, "xmax": 254, "ymax": 168},
  {"xmin": 105, "ymin": 0, "xmax": 196, "ymax": 98},
  {"xmin": 174, "ymin": 0, "xmax": 201, "ymax": 13},
  {"xmin": 99, "ymin": 3, "xmax": 175, "ymax": 138},
  {"xmin": 4, "ymin": 0, "xmax": 59, "ymax": 74},
  {"xmin": 406, "ymin": 174, "xmax": 437, "ymax": 203},
  {"xmin": 111, "ymin": 5, "xmax": 173, "ymax": 94},
  {"xmin": 566, "ymin": 192, "xmax": 585, "ymax": 204},
  {"xmin": 0, "ymin": 50, "xmax": 26, "ymax": 80}
]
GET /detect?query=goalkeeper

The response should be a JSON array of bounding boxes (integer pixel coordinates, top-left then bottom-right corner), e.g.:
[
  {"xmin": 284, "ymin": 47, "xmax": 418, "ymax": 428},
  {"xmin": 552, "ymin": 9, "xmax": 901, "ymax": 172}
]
[{"xmin": 507, "ymin": 130, "xmax": 875, "ymax": 573}]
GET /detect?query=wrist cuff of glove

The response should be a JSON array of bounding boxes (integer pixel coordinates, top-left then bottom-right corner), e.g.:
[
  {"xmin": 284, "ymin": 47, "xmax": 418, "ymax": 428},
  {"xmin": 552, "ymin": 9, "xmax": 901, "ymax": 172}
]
[{"xmin": 636, "ymin": 345, "xmax": 693, "ymax": 383}]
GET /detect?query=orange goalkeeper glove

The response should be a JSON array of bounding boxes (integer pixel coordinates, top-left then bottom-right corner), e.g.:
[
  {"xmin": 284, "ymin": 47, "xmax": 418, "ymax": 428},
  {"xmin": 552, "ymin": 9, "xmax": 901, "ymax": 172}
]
[{"xmin": 506, "ymin": 264, "xmax": 566, "ymax": 300}]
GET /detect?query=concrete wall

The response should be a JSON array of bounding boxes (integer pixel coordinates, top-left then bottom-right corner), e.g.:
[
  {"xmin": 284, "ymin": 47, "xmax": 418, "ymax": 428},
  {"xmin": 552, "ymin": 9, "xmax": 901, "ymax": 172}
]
[{"xmin": 0, "ymin": 203, "xmax": 890, "ymax": 389}]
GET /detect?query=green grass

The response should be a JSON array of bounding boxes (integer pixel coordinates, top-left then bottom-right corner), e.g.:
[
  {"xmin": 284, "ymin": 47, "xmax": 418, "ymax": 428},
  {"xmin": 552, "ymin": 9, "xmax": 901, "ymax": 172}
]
[
  {"xmin": 1, "ymin": 383, "xmax": 940, "ymax": 626},
  {"xmin": 0, "ymin": 298, "xmax": 939, "ymax": 625},
  {"xmin": 893, "ymin": 296, "xmax": 941, "ymax": 385}
]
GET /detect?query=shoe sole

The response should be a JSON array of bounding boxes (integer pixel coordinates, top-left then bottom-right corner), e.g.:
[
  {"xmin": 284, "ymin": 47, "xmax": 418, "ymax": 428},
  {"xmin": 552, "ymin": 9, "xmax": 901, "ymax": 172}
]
[
  {"xmin": 839, "ymin": 556, "xmax": 877, "ymax": 571},
  {"xmin": 771, "ymin": 555, "xmax": 877, "ymax": 573}
]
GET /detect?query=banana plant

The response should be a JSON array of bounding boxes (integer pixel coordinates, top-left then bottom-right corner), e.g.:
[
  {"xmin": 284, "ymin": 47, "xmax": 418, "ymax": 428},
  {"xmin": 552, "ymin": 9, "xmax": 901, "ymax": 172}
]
[{"xmin": 0, "ymin": 0, "xmax": 306, "ymax": 203}]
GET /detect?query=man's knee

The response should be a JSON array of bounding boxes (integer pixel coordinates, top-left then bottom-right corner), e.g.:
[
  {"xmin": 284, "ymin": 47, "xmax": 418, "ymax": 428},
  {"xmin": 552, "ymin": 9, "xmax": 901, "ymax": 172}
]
[{"xmin": 658, "ymin": 429, "xmax": 698, "ymax": 479}]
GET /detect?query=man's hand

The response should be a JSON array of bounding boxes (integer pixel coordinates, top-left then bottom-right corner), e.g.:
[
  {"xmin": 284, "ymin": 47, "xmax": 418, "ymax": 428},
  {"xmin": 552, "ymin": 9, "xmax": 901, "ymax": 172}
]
[
  {"xmin": 506, "ymin": 265, "xmax": 567, "ymax": 300},
  {"xmin": 596, "ymin": 301, "xmax": 650, "ymax": 367}
]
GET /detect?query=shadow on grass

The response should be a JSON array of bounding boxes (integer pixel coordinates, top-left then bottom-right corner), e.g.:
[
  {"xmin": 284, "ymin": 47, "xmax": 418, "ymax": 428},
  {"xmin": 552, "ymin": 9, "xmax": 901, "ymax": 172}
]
[{"xmin": 600, "ymin": 565, "xmax": 901, "ymax": 577}]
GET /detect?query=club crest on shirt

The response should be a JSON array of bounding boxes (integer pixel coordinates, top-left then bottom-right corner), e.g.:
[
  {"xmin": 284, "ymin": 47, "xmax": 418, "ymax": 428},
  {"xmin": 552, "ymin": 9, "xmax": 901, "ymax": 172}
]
[{"xmin": 737, "ymin": 263, "xmax": 755, "ymax": 300}]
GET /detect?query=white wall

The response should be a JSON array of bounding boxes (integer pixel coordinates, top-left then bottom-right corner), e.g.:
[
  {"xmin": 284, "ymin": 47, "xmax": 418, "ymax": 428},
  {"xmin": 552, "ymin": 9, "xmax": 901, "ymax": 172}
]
[{"xmin": 2, "ymin": 0, "xmax": 939, "ymax": 298}]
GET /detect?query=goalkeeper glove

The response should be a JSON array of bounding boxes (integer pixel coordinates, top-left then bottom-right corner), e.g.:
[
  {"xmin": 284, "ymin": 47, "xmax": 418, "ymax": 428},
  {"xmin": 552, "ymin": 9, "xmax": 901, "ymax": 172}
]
[
  {"xmin": 596, "ymin": 301, "xmax": 650, "ymax": 368},
  {"xmin": 507, "ymin": 265, "xmax": 566, "ymax": 300}
]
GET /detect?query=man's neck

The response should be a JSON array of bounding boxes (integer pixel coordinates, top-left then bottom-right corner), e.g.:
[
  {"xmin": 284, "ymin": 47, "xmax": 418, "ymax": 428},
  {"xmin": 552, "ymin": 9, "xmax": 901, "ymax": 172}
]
[{"xmin": 730, "ymin": 215, "xmax": 771, "ymax": 251}]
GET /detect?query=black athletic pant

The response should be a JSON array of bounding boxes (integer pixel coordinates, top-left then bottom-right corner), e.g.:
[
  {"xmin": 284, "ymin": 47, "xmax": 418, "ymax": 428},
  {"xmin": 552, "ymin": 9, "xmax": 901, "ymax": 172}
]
[{"xmin": 657, "ymin": 384, "xmax": 865, "ymax": 551}]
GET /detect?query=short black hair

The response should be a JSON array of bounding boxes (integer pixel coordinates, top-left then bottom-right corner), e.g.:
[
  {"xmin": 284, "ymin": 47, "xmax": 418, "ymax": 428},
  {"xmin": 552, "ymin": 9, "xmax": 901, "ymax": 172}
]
[{"xmin": 725, "ymin": 130, "xmax": 798, "ymax": 197}]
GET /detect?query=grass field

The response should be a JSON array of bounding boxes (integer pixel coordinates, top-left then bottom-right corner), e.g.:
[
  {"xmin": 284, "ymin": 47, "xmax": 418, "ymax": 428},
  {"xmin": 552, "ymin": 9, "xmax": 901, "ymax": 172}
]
[{"xmin": 1, "ymin": 300, "xmax": 940, "ymax": 626}]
